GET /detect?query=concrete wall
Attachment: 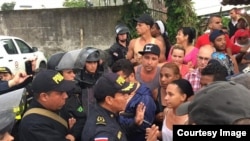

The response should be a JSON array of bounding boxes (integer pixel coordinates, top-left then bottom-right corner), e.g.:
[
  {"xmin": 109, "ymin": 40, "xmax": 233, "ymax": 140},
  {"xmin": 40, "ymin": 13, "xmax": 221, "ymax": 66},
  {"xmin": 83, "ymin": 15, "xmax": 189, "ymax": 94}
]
[{"xmin": 0, "ymin": 6, "xmax": 122, "ymax": 57}]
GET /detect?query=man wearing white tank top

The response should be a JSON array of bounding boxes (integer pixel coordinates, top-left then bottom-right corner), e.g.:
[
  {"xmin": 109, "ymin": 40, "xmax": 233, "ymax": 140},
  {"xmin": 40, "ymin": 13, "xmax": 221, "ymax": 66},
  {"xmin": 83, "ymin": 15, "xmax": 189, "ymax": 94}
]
[{"xmin": 126, "ymin": 13, "xmax": 166, "ymax": 66}]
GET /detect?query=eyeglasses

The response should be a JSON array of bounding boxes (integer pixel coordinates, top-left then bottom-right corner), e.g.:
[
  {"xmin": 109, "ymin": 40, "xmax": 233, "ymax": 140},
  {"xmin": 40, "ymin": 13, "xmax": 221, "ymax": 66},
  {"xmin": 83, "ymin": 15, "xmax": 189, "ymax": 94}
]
[{"xmin": 197, "ymin": 56, "xmax": 210, "ymax": 61}]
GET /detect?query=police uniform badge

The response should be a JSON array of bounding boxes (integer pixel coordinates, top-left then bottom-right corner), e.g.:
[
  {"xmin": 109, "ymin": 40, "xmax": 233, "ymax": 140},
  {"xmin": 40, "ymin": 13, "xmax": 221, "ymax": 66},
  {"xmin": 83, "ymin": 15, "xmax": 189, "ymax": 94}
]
[{"xmin": 96, "ymin": 115, "xmax": 106, "ymax": 125}]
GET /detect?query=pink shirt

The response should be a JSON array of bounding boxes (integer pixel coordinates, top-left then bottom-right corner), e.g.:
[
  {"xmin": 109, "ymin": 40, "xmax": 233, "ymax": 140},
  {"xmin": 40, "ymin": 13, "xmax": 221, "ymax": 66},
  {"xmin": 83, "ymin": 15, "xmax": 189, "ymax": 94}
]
[
  {"xmin": 167, "ymin": 46, "xmax": 199, "ymax": 68},
  {"xmin": 180, "ymin": 64, "xmax": 189, "ymax": 78}
]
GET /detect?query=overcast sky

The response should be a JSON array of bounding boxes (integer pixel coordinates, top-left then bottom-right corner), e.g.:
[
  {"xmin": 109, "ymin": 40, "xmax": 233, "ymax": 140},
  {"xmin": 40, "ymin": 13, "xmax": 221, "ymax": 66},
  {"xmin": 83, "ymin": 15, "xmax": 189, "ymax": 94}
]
[
  {"xmin": 0, "ymin": 0, "xmax": 64, "ymax": 8},
  {"xmin": 192, "ymin": 0, "xmax": 249, "ymax": 16},
  {"xmin": 0, "ymin": 0, "xmax": 249, "ymax": 16}
]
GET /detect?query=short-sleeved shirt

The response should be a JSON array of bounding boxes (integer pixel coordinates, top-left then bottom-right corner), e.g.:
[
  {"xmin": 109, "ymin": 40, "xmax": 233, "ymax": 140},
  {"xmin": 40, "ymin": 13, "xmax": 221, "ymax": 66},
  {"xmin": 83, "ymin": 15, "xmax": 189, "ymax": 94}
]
[{"xmin": 195, "ymin": 33, "xmax": 241, "ymax": 55}]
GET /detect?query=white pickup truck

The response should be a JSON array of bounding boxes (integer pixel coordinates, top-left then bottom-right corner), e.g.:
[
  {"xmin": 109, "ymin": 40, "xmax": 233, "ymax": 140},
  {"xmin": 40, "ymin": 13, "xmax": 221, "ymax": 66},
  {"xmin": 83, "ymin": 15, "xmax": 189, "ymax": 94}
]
[{"xmin": 0, "ymin": 36, "xmax": 47, "ymax": 75}]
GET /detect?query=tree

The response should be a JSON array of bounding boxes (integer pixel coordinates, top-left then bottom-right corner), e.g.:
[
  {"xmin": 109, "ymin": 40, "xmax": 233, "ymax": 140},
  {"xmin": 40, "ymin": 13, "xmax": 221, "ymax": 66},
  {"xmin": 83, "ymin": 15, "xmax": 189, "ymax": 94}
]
[
  {"xmin": 118, "ymin": 0, "xmax": 198, "ymax": 43},
  {"xmin": 118, "ymin": 0, "xmax": 149, "ymax": 38},
  {"xmin": 1, "ymin": 2, "xmax": 15, "ymax": 11},
  {"xmin": 63, "ymin": 0, "xmax": 88, "ymax": 8},
  {"xmin": 165, "ymin": 0, "xmax": 198, "ymax": 44}
]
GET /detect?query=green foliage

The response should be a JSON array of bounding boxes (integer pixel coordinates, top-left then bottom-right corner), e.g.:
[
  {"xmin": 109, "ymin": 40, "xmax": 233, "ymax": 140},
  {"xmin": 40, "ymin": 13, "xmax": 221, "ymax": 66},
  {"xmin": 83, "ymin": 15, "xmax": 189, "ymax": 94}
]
[
  {"xmin": 222, "ymin": 16, "xmax": 230, "ymax": 28},
  {"xmin": 63, "ymin": 0, "xmax": 86, "ymax": 8},
  {"xmin": 1, "ymin": 2, "xmax": 15, "ymax": 11},
  {"xmin": 118, "ymin": 0, "xmax": 149, "ymax": 38},
  {"xmin": 119, "ymin": 0, "xmax": 198, "ymax": 43},
  {"xmin": 165, "ymin": 0, "xmax": 198, "ymax": 44}
]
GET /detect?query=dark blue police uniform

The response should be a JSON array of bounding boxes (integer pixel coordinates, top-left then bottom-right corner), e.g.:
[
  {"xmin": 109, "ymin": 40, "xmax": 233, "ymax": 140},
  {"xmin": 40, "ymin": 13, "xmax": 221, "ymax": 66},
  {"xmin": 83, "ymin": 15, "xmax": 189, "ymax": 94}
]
[
  {"xmin": 81, "ymin": 104, "xmax": 127, "ymax": 141},
  {"xmin": 18, "ymin": 100, "xmax": 69, "ymax": 141},
  {"xmin": 0, "ymin": 81, "xmax": 9, "ymax": 92}
]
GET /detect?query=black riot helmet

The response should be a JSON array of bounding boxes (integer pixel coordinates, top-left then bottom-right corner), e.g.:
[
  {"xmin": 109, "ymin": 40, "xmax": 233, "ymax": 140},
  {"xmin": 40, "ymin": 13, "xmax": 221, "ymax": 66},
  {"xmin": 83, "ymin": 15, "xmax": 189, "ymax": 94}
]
[
  {"xmin": 86, "ymin": 50, "xmax": 100, "ymax": 62},
  {"xmin": 74, "ymin": 47, "xmax": 101, "ymax": 70},
  {"xmin": 115, "ymin": 24, "xmax": 130, "ymax": 35},
  {"xmin": 47, "ymin": 52, "xmax": 66, "ymax": 70}
]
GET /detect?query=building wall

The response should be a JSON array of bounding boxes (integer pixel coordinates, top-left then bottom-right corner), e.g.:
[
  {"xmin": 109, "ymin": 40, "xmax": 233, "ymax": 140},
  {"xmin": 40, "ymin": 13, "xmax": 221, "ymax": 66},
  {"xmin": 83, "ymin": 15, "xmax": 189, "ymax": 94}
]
[{"xmin": 0, "ymin": 6, "xmax": 122, "ymax": 57}]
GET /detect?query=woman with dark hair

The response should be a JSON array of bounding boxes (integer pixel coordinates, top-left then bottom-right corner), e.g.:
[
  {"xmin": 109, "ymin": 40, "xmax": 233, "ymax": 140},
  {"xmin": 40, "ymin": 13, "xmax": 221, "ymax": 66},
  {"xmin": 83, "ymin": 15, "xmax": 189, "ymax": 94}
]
[
  {"xmin": 151, "ymin": 20, "xmax": 172, "ymax": 59},
  {"xmin": 168, "ymin": 27, "xmax": 199, "ymax": 68},
  {"xmin": 153, "ymin": 62, "xmax": 181, "ymax": 132},
  {"xmin": 162, "ymin": 79, "xmax": 194, "ymax": 141},
  {"xmin": 146, "ymin": 79, "xmax": 194, "ymax": 141}
]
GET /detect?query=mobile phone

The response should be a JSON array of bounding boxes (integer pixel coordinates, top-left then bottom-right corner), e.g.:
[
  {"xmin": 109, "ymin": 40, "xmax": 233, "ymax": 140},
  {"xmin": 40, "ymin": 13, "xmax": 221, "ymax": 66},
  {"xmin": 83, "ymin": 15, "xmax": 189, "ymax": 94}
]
[{"xmin": 25, "ymin": 60, "xmax": 33, "ymax": 75}]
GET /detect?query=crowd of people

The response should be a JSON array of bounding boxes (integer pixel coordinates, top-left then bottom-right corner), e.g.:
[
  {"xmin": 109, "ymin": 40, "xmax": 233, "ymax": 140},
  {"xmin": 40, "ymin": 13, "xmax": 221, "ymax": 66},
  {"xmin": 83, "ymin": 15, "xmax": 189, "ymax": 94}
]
[{"xmin": 0, "ymin": 9, "xmax": 250, "ymax": 141}]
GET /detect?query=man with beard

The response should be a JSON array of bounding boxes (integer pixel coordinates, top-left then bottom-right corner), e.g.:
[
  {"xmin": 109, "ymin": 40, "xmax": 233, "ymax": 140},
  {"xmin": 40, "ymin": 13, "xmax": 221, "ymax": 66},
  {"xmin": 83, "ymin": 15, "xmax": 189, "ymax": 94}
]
[
  {"xmin": 209, "ymin": 29, "xmax": 239, "ymax": 75},
  {"xmin": 108, "ymin": 24, "xmax": 130, "ymax": 67},
  {"xmin": 134, "ymin": 43, "xmax": 161, "ymax": 100}
]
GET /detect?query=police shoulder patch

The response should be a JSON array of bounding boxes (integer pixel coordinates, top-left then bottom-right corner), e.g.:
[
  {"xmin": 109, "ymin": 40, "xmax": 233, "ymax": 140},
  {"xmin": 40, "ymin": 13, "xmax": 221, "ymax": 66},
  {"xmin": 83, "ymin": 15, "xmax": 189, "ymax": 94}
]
[{"xmin": 96, "ymin": 115, "xmax": 106, "ymax": 125}]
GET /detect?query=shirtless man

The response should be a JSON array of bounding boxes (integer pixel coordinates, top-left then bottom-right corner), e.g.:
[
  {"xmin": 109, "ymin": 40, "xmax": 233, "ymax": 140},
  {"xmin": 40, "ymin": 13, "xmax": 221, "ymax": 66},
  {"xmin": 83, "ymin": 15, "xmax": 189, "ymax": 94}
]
[{"xmin": 127, "ymin": 13, "xmax": 166, "ymax": 66}]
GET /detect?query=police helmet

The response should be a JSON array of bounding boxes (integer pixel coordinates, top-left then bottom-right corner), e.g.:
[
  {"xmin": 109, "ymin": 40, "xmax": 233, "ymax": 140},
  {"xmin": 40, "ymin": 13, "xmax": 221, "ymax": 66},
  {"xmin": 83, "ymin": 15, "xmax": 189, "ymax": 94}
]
[
  {"xmin": 56, "ymin": 49, "xmax": 81, "ymax": 71},
  {"xmin": 47, "ymin": 52, "xmax": 66, "ymax": 70},
  {"xmin": 74, "ymin": 47, "xmax": 101, "ymax": 69},
  {"xmin": 115, "ymin": 24, "xmax": 130, "ymax": 35},
  {"xmin": 86, "ymin": 50, "xmax": 100, "ymax": 62}
]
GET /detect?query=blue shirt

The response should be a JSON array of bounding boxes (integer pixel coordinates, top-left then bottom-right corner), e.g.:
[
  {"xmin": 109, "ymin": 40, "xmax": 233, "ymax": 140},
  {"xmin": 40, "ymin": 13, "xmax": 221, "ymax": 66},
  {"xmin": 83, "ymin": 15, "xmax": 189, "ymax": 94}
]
[{"xmin": 119, "ymin": 83, "xmax": 156, "ymax": 141}]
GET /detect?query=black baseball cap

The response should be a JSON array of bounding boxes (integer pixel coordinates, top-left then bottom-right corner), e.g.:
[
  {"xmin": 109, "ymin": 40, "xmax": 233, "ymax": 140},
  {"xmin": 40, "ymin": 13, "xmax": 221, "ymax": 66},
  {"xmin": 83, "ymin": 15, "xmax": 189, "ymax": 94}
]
[
  {"xmin": 94, "ymin": 72, "xmax": 137, "ymax": 101},
  {"xmin": 32, "ymin": 70, "xmax": 75, "ymax": 94},
  {"xmin": 134, "ymin": 13, "xmax": 154, "ymax": 27},
  {"xmin": 138, "ymin": 43, "xmax": 160, "ymax": 56}
]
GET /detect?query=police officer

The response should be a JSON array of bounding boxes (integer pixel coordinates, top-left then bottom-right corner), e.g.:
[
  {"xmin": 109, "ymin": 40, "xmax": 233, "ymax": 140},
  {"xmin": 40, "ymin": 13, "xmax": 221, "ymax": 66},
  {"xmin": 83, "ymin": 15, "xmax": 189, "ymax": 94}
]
[
  {"xmin": 75, "ymin": 47, "xmax": 107, "ymax": 88},
  {"xmin": 54, "ymin": 49, "xmax": 87, "ymax": 141},
  {"xmin": 0, "ymin": 70, "xmax": 30, "ymax": 94},
  {"xmin": 107, "ymin": 24, "xmax": 130, "ymax": 67},
  {"xmin": 74, "ymin": 47, "xmax": 109, "ymax": 117},
  {"xmin": 18, "ymin": 70, "xmax": 76, "ymax": 141},
  {"xmin": 81, "ymin": 72, "xmax": 146, "ymax": 141}
]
